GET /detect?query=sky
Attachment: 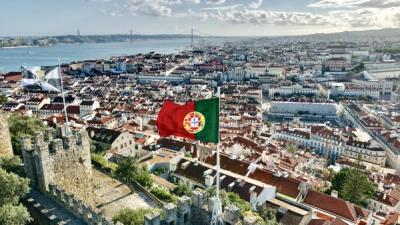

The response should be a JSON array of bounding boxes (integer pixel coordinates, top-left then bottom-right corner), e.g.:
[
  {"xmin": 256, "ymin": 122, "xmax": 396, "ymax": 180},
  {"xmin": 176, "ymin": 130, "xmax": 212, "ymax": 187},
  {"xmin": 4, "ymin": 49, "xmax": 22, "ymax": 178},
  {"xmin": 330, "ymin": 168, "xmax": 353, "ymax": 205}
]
[{"xmin": 1, "ymin": 0, "xmax": 400, "ymax": 36}]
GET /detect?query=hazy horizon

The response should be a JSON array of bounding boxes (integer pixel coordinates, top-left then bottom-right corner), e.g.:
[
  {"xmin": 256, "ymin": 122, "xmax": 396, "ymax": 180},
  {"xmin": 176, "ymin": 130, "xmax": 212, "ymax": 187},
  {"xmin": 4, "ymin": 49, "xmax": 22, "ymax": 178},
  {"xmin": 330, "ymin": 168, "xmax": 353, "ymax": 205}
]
[
  {"xmin": 1, "ymin": 0, "xmax": 400, "ymax": 37},
  {"xmin": 3, "ymin": 27, "xmax": 400, "ymax": 39}
]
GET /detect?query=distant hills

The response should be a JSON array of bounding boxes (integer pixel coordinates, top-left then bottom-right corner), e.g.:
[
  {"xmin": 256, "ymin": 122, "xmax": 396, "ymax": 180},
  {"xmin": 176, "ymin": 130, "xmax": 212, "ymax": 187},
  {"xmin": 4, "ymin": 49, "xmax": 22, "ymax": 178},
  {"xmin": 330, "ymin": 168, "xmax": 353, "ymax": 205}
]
[
  {"xmin": 263, "ymin": 28, "xmax": 400, "ymax": 42},
  {"xmin": 0, "ymin": 34, "xmax": 199, "ymax": 48},
  {"xmin": 1, "ymin": 28, "xmax": 399, "ymax": 48}
]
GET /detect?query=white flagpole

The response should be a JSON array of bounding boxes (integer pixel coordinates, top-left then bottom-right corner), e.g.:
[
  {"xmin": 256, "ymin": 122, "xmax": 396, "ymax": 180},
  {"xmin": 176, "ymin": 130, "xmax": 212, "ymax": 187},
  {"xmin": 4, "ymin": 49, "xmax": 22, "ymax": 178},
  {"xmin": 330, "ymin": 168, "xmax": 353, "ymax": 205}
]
[
  {"xmin": 58, "ymin": 58, "xmax": 70, "ymax": 135},
  {"xmin": 211, "ymin": 87, "xmax": 223, "ymax": 225}
]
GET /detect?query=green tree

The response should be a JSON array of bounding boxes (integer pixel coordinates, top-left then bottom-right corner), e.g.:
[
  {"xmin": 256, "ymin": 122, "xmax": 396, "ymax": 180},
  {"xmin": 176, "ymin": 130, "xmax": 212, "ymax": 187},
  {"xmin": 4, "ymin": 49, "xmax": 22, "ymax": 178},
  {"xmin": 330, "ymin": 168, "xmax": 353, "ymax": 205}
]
[
  {"xmin": 257, "ymin": 205, "xmax": 276, "ymax": 221},
  {"xmin": 256, "ymin": 205, "xmax": 282, "ymax": 225},
  {"xmin": 113, "ymin": 208, "xmax": 160, "ymax": 225},
  {"xmin": 174, "ymin": 181, "xmax": 192, "ymax": 197},
  {"xmin": 8, "ymin": 114, "xmax": 46, "ymax": 155},
  {"xmin": 115, "ymin": 157, "xmax": 153, "ymax": 188},
  {"xmin": 150, "ymin": 186, "xmax": 176, "ymax": 203},
  {"xmin": 330, "ymin": 168, "xmax": 376, "ymax": 206},
  {"xmin": 243, "ymin": 211, "xmax": 267, "ymax": 225},
  {"xmin": 115, "ymin": 157, "xmax": 140, "ymax": 183},
  {"xmin": 0, "ymin": 204, "xmax": 31, "ymax": 225},
  {"xmin": 0, "ymin": 168, "xmax": 31, "ymax": 225},
  {"xmin": 0, "ymin": 169, "xmax": 29, "ymax": 205},
  {"xmin": 134, "ymin": 170, "xmax": 153, "ymax": 188},
  {"xmin": 0, "ymin": 95, "xmax": 8, "ymax": 105},
  {"xmin": 285, "ymin": 143, "xmax": 298, "ymax": 154},
  {"xmin": 90, "ymin": 140, "xmax": 111, "ymax": 153},
  {"xmin": 0, "ymin": 156, "xmax": 24, "ymax": 176}
]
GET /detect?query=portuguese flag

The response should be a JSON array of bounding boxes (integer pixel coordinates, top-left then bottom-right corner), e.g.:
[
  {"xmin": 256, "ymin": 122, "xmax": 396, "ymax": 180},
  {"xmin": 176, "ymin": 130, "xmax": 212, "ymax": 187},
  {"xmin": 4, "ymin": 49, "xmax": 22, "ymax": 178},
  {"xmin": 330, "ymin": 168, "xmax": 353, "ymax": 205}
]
[{"xmin": 156, "ymin": 98, "xmax": 219, "ymax": 143}]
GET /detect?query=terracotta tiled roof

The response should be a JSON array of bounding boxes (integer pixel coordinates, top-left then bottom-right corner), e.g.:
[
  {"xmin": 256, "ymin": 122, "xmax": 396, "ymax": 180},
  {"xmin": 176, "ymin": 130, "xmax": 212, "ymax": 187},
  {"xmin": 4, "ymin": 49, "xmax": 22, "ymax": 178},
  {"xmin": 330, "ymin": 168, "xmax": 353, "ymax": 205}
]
[
  {"xmin": 232, "ymin": 136, "xmax": 264, "ymax": 153},
  {"xmin": 66, "ymin": 105, "xmax": 80, "ymax": 114},
  {"xmin": 174, "ymin": 158, "xmax": 263, "ymax": 202},
  {"xmin": 310, "ymin": 125, "xmax": 326, "ymax": 134},
  {"xmin": 381, "ymin": 212, "xmax": 400, "ymax": 225},
  {"xmin": 205, "ymin": 153, "xmax": 301, "ymax": 198},
  {"xmin": 330, "ymin": 218, "xmax": 348, "ymax": 225},
  {"xmin": 304, "ymin": 190, "xmax": 369, "ymax": 222},
  {"xmin": 174, "ymin": 159, "xmax": 212, "ymax": 185},
  {"xmin": 308, "ymin": 219, "xmax": 327, "ymax": 225},
  {"xmin": 249, "ymin": 169, "xmax": 301, "ymax": 198},
  {"xmin": 41, "ymin": 104, "xmax": 64, "ymax": 111},
  {"xmin": 375, "ymin": 191, "xmax": 400, "ymax": 207},
  {"xmin": 385, "ymin": 173, "xmax": 400, "ymax": 184}
]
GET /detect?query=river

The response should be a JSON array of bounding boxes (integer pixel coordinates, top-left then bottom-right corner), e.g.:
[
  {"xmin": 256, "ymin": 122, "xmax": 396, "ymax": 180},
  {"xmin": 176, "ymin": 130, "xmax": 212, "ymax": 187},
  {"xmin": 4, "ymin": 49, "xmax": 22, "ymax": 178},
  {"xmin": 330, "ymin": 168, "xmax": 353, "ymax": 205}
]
[{"xmin": 0, "ymin": 37, "xmax": 245, "ymax": 72}]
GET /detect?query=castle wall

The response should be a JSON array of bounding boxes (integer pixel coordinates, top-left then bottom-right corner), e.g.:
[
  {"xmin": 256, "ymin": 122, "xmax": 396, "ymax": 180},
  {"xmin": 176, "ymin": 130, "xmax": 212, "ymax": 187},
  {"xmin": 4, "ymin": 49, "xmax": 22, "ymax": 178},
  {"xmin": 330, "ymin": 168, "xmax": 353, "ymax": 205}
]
[
  {"xmin": 47, "ymin": 183, "xmax": 115, "ymax": 225},
  {"xmin": 21, "ymin": 128, "xmax": 268, "ymax": 225},
  {"xmin": 144, "ymin": 189, "xmax": 265, "ymax": 225},
  {"xmin": 22, "ymin": 127, "xmax": 94, "ymax": 206},
  {"xmin": 0, "ymin": 112, "xmax": 13, "ymax": 157}
]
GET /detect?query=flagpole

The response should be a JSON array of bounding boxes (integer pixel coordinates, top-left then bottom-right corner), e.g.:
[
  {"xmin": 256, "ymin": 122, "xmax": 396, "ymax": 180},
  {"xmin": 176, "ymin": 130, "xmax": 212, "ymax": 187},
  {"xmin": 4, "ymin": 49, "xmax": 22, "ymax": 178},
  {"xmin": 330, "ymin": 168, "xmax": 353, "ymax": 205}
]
[
  {"xmin": 211, "ymin": 87, "xmax": 223, "ymax": 225},
  {"xmin": 58, "ymin": 58, "xmax": 70, "ymax": 136}
]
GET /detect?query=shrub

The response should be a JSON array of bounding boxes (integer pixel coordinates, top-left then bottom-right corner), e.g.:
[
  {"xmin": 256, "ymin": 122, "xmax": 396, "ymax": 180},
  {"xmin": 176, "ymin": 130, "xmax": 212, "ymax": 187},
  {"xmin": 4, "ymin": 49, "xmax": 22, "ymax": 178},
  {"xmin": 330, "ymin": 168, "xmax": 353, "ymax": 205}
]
[
  {"xmin": 113, "ymin": 208, "xmax": 160, "ymax": 225},
  {"xmin": 150, "ymin": 186, "xmax": 176, "ymax": 203}
]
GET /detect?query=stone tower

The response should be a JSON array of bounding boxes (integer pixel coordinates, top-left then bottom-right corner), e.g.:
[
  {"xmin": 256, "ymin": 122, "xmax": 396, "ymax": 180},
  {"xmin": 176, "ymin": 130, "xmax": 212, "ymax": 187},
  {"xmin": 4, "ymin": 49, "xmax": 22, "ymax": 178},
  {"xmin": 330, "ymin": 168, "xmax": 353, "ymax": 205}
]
[
  {"xmin": 0, "ymin": 112, "xmax": 13, "ymax": 157},
  {"xmin": 21, "ymin": 126, "xmax": 94, "ymax": 205}
]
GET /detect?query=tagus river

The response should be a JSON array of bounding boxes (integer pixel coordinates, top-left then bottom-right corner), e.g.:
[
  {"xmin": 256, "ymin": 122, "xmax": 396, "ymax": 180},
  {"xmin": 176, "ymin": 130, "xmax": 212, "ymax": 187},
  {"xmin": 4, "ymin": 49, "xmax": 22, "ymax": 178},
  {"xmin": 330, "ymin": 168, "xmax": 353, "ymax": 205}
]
[{"xmin": 0, "ymin": 37, "xmax": 243, "ymax": 72}]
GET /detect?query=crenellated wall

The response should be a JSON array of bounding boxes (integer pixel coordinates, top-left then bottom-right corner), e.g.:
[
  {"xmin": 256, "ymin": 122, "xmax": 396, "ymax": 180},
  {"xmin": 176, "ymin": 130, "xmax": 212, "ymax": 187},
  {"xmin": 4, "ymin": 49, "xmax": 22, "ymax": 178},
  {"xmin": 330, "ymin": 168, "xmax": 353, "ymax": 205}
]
[
  {"xmin": 21, "ymin": 127, "xmax": 266, "ymax": 225},
  {"xmin": 47, "ymin": 183, "xmax": 117, "ymax": 225},
  {"xmin": 145, "ymin": 188, "xmax": 265, "ymax": 225},
  {"xmin": 24, "ymin": 197, "xmax": 66, "ymax": 225},
  {"xmin": 21, "ymin": 127, "xmax": 94, "ymax": 206}
]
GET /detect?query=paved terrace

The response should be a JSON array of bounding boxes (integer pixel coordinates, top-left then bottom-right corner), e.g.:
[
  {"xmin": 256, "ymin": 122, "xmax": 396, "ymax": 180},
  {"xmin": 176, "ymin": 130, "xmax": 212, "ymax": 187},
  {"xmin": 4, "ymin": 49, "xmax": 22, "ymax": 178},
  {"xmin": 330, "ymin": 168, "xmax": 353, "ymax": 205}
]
[{"xmin": 93, "ymin": 169, "xmax": 158, "ymax": 219}]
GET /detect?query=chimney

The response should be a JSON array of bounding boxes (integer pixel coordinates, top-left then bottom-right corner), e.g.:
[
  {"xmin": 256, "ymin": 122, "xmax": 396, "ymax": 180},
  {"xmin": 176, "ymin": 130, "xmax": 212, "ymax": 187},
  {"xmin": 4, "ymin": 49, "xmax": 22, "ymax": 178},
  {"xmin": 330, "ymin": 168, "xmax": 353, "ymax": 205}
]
[{"xmin": 331, "ymin": 190, "xmax": 338, "ymax": 198}]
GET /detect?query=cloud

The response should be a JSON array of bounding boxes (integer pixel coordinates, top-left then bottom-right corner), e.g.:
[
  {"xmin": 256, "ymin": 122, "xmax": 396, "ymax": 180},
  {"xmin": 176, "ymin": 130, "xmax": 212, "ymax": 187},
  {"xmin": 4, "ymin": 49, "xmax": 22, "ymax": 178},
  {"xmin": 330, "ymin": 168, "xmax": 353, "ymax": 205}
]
[
  {"xmin": 89, "ymin": 0, "xmax": 400, "ymax": 30},
  {"xmin": 96, "ymin": 0, "xmax": 203, "ymax": 17},
  {"xmin": 308, "ymin": 0, "xmax": 400, "ymax": 9},
  {"xmin": 198, "ymin": 3, "xmax": 334, "ymax": 26},
  {"xmin": 206, "ymin": 0, "xmax": 226, "ymax": 5},
  {"xmin": 328, "ymin": 7, "xmax": 400, "ymax": 27},
  {"xmin": 184, "ymin": 0, "xmax": 201, "ymax": 3},
  {"xmin": 306, "ymin": 0, "xmax": 400, "ymax": 28},
  {"xmin": 248, "ymin": 0, "xmax": 263, "ymax": 9},
  {"xmin": 124, "ymin": 0, "xmax": 173, "ymax": 17}
]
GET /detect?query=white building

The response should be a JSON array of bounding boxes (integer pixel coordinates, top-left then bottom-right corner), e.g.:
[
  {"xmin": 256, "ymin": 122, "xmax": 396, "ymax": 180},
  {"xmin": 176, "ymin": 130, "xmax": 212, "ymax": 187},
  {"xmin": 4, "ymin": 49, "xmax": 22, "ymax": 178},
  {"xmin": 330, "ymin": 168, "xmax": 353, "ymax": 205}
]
[
  {"xmin": 79, "ymin": 100, "xmax": 100, "ymax": 117},
  {"xmin": 269, "ymin": 83, "xmax": 320, "ymax": 98},
  {"xmin": 353, "ymin": 76, "xmax": 393, "ymax": 95},
  {"xmin": 270, "ymin": 100, "xmax": 338, "ymax": 117},
  {"xmin": 274, "ymin": 125, "xmax": 386, "ymax": 166},
  {"xmin": 320, "ymin": 82, "xmax": 380, "ymax": 99}
]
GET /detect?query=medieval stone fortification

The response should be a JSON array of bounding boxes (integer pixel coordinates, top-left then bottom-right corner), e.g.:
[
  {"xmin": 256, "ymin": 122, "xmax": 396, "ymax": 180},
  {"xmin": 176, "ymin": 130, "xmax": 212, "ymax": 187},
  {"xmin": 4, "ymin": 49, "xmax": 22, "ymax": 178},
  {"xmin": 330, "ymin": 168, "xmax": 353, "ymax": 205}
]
[
  {"xmin": 22, "ymin": 127, "xmax": 93, "ymax": 205},
  {"xmin": 0, "ymin": 112, "xmax": 14, "ymax": 157},
  {"xmin": 144, "ymin": 188, "xmax": 262, "ymax": 225},
  {"xmin": 21, "ymin": 127, "xmax": 263, "ymax": 225}
]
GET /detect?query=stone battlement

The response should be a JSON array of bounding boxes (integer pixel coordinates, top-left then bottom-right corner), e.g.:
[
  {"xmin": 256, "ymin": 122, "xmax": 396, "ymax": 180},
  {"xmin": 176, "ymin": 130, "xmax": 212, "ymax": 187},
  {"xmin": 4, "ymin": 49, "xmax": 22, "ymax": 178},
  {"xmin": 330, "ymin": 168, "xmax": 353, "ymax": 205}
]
[
  {"xmin": 47, "ymin": 183, "xmax": 117, "ymax": 225},
  {"xmin": 21, "ymin": 127, "xmax": 90, "ymax": 155},
  {"xmin": 21, "ymin": 126, "xmax": 94, "ymax": 206},
  {"xmin": 145, "ymin": 189, "xmax": 264, "ymax": 225},
  {"xmin": 21, "ymin": 127, "xmax": 264, "ymax": 225}
]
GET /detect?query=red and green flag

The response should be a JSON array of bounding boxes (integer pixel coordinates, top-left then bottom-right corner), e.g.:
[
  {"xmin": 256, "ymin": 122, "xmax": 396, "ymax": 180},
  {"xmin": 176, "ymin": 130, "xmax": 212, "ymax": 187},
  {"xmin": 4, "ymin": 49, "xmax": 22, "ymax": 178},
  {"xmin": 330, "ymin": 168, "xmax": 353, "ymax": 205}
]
[{"xmin": 156, "ymin": 98, "xmax": 219, "ymax": 143}]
